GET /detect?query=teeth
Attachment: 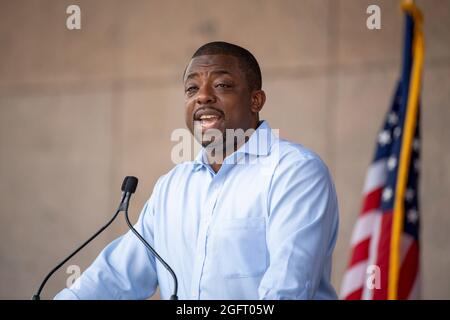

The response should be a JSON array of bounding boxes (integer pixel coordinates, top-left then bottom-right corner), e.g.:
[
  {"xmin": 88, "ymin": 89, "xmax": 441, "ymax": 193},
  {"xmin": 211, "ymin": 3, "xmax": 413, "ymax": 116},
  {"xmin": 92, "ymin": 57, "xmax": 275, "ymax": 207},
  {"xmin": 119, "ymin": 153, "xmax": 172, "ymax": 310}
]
[{"xmin": 200, "ymin": 115, "xmax": 219, "ymax": 120}]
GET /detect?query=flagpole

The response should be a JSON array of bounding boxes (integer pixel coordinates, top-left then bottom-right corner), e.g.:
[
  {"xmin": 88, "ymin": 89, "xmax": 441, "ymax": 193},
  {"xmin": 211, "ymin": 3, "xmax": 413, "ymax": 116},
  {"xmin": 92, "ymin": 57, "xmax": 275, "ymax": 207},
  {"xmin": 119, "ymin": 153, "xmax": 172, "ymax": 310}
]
[{"xmin": 388, "ymin": 0, "xmax": 424, "ymax": 300}]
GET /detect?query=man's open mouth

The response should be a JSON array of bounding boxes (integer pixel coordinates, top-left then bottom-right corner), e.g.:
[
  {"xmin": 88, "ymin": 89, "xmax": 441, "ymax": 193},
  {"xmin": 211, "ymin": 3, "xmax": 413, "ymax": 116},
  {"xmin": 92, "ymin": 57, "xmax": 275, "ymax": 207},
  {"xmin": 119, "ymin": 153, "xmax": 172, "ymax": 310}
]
[
  {"xmin": 194, "ymin": 108, "xmax": 224, "ymax": 130},
  {"xmin": 199, "ymin": 114, "xmax": 222, "ymax": 129}
]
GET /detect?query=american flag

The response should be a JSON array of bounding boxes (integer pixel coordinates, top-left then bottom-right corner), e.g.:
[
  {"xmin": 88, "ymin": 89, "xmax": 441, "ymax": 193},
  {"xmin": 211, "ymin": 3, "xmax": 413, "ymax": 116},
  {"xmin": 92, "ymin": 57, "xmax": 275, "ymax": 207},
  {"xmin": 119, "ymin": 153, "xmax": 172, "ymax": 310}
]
[{"xmin": 340, "ymin": 2, "xmax": 423, "ymax": 300}]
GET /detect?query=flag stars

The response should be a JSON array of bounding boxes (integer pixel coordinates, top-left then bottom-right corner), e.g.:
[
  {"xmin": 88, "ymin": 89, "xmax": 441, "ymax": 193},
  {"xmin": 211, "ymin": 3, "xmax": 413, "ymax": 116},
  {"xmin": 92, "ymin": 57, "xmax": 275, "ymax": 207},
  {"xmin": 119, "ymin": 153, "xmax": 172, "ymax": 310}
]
[
  {"xmin": 378, "ymin": 130, "xmax": 392, "ymax": 146},
  {"xmin": 387, "ymin": 156, "xmax": 397, "ymax": 171},
  {"xmin": 388, "ymin": 112, "xmax": 399, "ymax": 125},
  {"xmin": 407, "ymin": 209, "xmax": 419, "ymax": 224},
  {"xmin": 405, "ymin": 188, "xmax": 415, "ymax": 202},
  {"xmin": 393, "ymin": 127, "xmax": 402, "ymax": 139},
  {"xmin": 414, "ymin": 159, "xmax": 420, "ymax": 171},
  {"xmin": 413, "ymin": 139, "xmax": 420, "ymax": 152},
  {"xmin": 382, "ymin": 187, "xmax": 393, "ymax": 202}
]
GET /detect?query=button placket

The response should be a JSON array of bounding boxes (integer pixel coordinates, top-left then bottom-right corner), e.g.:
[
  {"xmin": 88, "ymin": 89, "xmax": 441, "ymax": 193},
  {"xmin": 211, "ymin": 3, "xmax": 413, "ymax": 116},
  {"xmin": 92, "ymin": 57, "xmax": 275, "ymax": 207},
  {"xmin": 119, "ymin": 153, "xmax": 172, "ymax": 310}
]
[
  {"xmin": 188, "ymin": 178, "xmax": 218, "ymax": 299},
  {"xmin": 190, "ymin": 176, "xmax": 225, "ymax": 299}
]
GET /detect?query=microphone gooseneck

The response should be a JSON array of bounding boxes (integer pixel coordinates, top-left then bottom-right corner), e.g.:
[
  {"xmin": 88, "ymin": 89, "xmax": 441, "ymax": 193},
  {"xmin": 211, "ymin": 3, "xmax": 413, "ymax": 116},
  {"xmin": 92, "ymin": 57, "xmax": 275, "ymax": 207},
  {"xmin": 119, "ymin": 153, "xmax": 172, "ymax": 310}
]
[
  {"xmin": 32, "ymin": 176, "xmax": 178, "ymax": 300},
  {"xmin": 32, "ymin": 178, "xmax": 129, "ymax": 300},
  {"xmin": 121, "ymin": 176, "xmax": 178, "ymax": 300}
]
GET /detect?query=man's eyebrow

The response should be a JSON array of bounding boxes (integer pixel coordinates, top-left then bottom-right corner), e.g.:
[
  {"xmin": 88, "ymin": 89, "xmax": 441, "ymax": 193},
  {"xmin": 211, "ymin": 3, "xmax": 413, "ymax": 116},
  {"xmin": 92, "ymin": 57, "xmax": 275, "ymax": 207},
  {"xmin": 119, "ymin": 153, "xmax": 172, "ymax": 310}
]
[
  {"xmin": 184, "ymin": 70, "xmax": 233, "ymax": 82},
  {"xmin": 210, "ymin": 70, "xmax": 233, "ymax": 77}
]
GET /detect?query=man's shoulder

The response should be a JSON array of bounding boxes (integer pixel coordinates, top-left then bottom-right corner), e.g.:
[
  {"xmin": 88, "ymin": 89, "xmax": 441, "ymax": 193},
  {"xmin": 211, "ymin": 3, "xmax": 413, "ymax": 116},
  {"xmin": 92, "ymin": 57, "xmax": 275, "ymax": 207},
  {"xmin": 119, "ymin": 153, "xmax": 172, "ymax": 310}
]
[
  {"xmin": 272, "ymin": 137, "xmax": 328, "ymax": 169},
  {"xmin": 270, "ymin": 138, "xmax": 336, "ymax": 191}
]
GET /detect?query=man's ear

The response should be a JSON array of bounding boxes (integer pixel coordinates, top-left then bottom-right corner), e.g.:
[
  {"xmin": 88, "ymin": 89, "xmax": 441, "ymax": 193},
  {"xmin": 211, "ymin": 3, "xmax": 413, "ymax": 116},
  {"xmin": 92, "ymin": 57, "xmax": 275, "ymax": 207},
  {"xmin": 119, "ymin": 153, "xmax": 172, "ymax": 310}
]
[{"xmin": 250, "ymin": 90, "xmax": 266, "ymax": 114}]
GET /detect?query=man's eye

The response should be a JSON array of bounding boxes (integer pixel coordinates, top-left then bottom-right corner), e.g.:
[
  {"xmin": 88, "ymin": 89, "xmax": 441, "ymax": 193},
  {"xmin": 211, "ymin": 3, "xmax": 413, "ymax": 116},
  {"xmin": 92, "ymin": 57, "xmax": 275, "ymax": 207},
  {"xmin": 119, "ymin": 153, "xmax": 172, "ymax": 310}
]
[
  {"xmin": 216, "ymin": 83, "xmax": 231, "ymax": 88},
  {"xmin": 185, "ymin": 86, "xmax": 198, "ymax": 93}
]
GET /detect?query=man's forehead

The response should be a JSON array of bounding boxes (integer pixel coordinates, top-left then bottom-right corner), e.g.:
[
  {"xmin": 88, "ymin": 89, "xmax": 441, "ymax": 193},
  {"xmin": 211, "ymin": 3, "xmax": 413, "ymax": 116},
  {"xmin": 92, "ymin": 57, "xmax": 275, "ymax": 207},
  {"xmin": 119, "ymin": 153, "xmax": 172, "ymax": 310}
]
[{"xmin": 184, "ymin": 54, "xmax": 241, "ymax": 78}]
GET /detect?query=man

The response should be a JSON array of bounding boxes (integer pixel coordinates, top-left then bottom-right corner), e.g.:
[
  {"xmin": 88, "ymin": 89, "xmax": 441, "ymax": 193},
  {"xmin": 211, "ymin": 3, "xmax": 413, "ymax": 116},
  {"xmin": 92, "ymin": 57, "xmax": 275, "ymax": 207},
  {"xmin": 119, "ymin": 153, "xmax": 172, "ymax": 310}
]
[{"xmin": 55, "ymin": 41, "xmax": 339, "ymax": 300}]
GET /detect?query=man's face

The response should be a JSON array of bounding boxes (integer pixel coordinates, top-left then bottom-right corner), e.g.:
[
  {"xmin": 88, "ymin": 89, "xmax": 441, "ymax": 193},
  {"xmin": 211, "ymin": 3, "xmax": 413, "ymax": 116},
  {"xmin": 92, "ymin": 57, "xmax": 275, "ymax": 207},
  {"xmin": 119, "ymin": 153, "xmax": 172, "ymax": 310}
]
[{"xmin": 183, "ymin": 54, "xmax": 258, "ymax": 148}]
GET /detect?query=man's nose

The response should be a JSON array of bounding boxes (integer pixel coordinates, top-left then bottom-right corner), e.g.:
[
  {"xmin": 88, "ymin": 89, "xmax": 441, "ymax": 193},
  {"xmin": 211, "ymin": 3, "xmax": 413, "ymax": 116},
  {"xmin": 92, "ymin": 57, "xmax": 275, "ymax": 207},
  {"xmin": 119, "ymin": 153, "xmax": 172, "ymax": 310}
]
[{"xmin": 195, "ymin": 85, "xmax": 215, "ymax": 105}]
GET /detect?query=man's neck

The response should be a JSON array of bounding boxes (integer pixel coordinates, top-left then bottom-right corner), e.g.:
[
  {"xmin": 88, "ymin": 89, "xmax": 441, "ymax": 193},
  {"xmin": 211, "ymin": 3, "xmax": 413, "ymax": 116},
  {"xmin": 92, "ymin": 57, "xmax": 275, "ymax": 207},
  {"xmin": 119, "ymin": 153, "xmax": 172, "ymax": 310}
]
[
  {"xmin": 204, "ymin": 142, "xmax": 239, "ymax": 173},
  {"xmin": 205, "ymin": 121, "xmax": 262, "ymax": 173}
]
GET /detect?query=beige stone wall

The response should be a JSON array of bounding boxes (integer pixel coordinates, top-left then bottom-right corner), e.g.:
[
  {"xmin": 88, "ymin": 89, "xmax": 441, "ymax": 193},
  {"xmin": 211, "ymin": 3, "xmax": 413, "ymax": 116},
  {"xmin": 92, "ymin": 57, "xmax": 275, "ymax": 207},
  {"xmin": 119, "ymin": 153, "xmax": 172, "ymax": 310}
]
[{"xmin": 0, "ymin": 0, "xmax": 449, "ymax": 299}]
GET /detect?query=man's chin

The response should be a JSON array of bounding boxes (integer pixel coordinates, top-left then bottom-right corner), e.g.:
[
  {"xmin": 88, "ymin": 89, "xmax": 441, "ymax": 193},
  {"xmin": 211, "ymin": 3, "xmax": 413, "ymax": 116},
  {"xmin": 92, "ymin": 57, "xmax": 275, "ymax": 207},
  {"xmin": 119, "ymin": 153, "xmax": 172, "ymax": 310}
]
[
  {"xmin": 194, "ymin": 130, "xmax": 225, "ymax": 148},
  {"xmin": 201, "ymin": 139, "xmax": 224, "ymax": 150}
]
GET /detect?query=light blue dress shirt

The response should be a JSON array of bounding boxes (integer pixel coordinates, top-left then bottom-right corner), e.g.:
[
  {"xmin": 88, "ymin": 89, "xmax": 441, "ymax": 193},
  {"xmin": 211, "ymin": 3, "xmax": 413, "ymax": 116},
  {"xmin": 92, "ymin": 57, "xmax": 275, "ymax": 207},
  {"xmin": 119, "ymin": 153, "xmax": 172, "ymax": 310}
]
[{"xmin": 55, "ymin": 121, "xmax": 339, "ymax": 300}]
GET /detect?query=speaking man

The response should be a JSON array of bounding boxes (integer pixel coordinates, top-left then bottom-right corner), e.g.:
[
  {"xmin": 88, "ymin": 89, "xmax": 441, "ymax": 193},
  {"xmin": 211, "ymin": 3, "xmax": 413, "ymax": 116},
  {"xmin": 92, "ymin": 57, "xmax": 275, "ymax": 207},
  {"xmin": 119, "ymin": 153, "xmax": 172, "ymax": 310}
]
[{"xmin": 55, "ymin": 41, "xmax": 339, "ymax": 300}]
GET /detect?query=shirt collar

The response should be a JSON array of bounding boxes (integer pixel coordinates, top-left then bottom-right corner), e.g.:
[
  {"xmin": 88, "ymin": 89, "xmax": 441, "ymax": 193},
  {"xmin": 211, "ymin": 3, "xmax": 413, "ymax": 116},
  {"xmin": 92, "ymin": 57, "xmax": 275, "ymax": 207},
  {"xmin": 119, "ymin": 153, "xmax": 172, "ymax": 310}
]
[{"xmin": 192, "ymin": 120, "xmax": 277, "ymax": 172}]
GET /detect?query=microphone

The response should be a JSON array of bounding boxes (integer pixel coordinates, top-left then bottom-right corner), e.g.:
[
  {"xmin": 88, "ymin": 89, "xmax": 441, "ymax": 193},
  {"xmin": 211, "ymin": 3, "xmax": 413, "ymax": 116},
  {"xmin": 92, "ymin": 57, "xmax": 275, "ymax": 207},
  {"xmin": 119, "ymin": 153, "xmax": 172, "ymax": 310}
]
[
  {"xmin": 32, "ymin": 177, "xmax": 130, "ymax": 300},
  {"xmin": 119, "ymin": 176, "xmax": 138, "ymax": 211},
  {"xmin": 32, "ymin": 176, "xmax": 179, "ymax": 300},
  {"xmin": 121, "ymin": 176, "xmax": 179, "ymax": 300}
]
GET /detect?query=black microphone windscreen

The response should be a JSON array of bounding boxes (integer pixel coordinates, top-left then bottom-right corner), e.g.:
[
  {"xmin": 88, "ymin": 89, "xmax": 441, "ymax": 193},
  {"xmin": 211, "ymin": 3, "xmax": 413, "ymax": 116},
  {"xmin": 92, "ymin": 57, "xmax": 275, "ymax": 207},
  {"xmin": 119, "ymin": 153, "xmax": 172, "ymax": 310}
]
[
  {"xmin": 121, "ymin": 176, "xmax": 129, "ymax": 192},
  {"xmin": 124, "ymin": 176, "xmax": 138, "ymax": 194}
]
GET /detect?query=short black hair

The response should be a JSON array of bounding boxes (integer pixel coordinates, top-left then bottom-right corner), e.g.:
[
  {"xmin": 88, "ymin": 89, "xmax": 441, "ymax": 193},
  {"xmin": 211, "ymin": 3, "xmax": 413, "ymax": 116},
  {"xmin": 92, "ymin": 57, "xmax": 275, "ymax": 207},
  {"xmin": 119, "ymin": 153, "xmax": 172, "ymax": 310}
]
[{"xmin": 190, "ymin": 41, "xmax": 262, "ymax": 91}]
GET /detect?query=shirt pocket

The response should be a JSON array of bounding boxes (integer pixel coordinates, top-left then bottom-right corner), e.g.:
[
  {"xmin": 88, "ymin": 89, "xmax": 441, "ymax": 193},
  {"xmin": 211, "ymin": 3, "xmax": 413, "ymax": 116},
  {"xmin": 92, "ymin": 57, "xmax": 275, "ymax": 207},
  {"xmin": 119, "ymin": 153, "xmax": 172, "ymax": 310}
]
[{"xmin": 213, "ymin": 216, "xmax": 268, "ymax": 279}]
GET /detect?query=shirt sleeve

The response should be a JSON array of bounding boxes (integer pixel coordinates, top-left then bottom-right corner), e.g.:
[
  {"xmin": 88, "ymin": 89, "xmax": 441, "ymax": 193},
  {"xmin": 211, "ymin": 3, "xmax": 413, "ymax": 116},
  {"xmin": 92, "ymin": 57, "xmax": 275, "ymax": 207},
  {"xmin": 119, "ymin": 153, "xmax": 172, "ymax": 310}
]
[
  {"xmin": 258, "ymin": 154, "xmax": 339, "ymax": 299},
  {"xmin": 54, "ymin": 194, "xmax": 159, "ymax": 300}
]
